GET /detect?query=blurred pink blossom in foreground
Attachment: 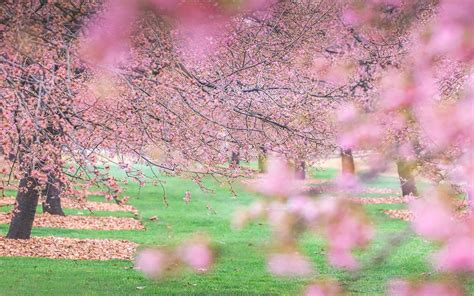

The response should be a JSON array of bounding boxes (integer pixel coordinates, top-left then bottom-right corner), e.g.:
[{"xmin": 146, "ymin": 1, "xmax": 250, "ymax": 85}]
[
  {"xmin": 409, "ymin": 189, "xmax": 474, "ymax": 273},
  {"xmin": 267, "ymin": 252, "xmax": 313, "ymax": 277},
  {"xmin": 253, "ymin": 157, "xmax": 299, "ymax": 197},
  {"xmin": 325, "ymin": 200, "xmax": 373, "ymax": 270},
  {"xmin": 434, "ymin": 234, "xmax": 474, "ymax": 272},
  {"xmin": 409, "ymin": 190, "xmax": 457, "ymax": 241},
  {"xmin": 178, "ymin": 240, "xmax": 214, "ymax": 272},
  {"xmin": 135, "ymin": 249, "xmax": 169, "ymax": 279},
  {"xmin": 135, "ymin": 235, "xmax": 214, "ymax": 279}
]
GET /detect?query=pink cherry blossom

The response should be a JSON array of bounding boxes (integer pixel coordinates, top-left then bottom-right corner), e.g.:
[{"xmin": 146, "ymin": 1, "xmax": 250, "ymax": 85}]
[
  {"xmin": 334, "ymin": 172, "xmax": 361, "ymax": 193},
  {"xmin": 253, "ymin": 158, "xmax": 299, "ymax": 197},
  {"xmin": 80, "ymin": 1, "xmax": 138, "ymax": 69},
  {"xmin": 327, "ymin": 248, "xmax": 359, "ymax": 271},
  {"xmin": 409, "ymin": 192, "xmax": 457, "ymax": 241},
  {"xmin": 135, "ymin": 249, "xmax": 169, "ymax": 279},
  {"xmin": 339, "ymin": 122, "xmax": 383, "ymax": 150},
  {"xmin": 451, "ymin": 153, "xmax": 474, "ymax": 209},
  {"xmin": 318, "ymin": 198, "xmax": 373, "ymax": 270},
  {"xmin": 267, "ymin": 252, "xmax": 313, "ymax": 277},
  {"xmin": 247, "ymin": 200, "xmax": 267, "ymax": 219},
  {"xmin": 287, "ymin": 195, "xmax": 311, "ymax": 214},
  {"xmin": 178, "ymin": 241, "xmax": 214, "ymax": 272},
  {"xmin": 243, "ymin": 0, "xmax": 277, "ymax": 11},
  {"xmin": 336, "ymin": 103, "xmax": 358, "ymax": 124},
  {"xmin": 341, "ymin": 9, "xmax": 362, "ymax": 26},
  {"xmin": 183, "ymin": 191, "xmax": 191, "ymax": 205},
  {"xmin": 434, "ymin": 234, "xmax": 474, "ymax": 272},
  {"xmin": 300, "ymin": 201, "xmax": 321, "ymax": 224}
]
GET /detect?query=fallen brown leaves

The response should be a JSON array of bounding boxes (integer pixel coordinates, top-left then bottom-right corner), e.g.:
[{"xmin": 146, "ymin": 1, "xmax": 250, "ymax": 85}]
[
  {"xmin": 61, "ymin": 198, "xmax": 138, "ymax": 215},
  {"xmin": 384, "ymin": 201, "xmax": 470, "ymax": 221},
  {"xmin": 0, "ymin": 197, "xmax": 14, "ymax": 206},
  {"xmin": 0, "ymin": 185, "xmax": 17, "ymax": 191},
  {"xmin": 362, "ymin": 187, "xmax": 400, "ymax": 195},
  {"xmin": 0, "ymin": 196, "xmax": 138, "ymax": 214},
  {"xmin": 0, "ymin": 213, "xmax": 144, "ymax": 230},
  {"xmin": 0, "ymin": 236, "xmax": 138, "ymax": 260},
  {"xmin": 383, "ymin": 209, "xmax": 412, "ymax": 221},
  {"xmin": 349, "ymin": 196, "xmax": 412, "ymax": 204}
]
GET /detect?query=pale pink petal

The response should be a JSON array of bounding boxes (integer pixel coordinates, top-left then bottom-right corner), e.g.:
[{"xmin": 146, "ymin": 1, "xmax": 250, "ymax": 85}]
[
  {"xmin": 434, "ymin": 235, "xmax": 474, "ymax": 272},
  {"xmin": 179, "ymin": 242, "xmax": 213, "ymax": 272},
  {"xmin": 409, "ymin": 193, "xmax": 457, "ymax": 241},
  {"xmin": 327, "ymin": 248, "xmax": 358, "ymax": 270},
  {"xmin": 254, "ymin": 158, "xmax": 299, "ymax": 197},
  {"xmin": 135, "ymin": 249, "xmax": 168, "ymax": 279},
  {"xmin": 267, "ymin": 252, "xmax": 313, "ymax": 277}
]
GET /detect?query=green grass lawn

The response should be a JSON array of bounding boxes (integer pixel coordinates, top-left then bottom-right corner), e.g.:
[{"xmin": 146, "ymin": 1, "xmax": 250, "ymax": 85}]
[{"xmin": 0, "ymin": 166, "xmax": 472, "ymax": 295}]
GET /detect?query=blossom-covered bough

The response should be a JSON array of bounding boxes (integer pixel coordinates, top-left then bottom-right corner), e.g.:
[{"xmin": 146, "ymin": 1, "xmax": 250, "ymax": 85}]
[
  {"xmin": 1, "ymin": 0, "xmax": 473, "ymax": 294},
  {"xmin": 129, "ymin": 0, "xmax": 473, "ymax": 293},
  {"xmin": 1, "ymin": 1, "xmax": 99, "ymax": 237},
  {"xmin": 1, "ymin": 0, "xmax": 158, "ymax": 238}
]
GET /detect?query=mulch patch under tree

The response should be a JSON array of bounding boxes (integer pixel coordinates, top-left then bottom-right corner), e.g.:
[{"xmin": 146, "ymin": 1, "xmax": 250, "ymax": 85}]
[
  {"xmin": 0, "ymin": 236, "xmax": 138, "ymax": 260},
  {"xmin": 0, "ymin": 212, "xmax": 144, "ymax": 231}
]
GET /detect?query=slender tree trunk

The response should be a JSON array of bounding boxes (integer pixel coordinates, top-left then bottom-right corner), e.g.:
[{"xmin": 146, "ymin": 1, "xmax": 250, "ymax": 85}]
[
  {"xmin": 295, "ymin": 160, "xmax": 306, "ymax": 180},
  {"xmin": 231, "ymin": 151, "xmax": 240, "ymax": 166},
  {"xmin": 258, "ymin": 154, "xmax": 267, "ymax": 173},
  {"xmin": 42, "ymin": 174, "xmax": 65, "ymax": 216},
  {"xmin": 6, "ymin": 175, "xmax": 40, "ymax": 239},
  {"xmin": 257, "ymin": 147, "xmax": 267, "ymax": 173},
  {"xmin": 341, "ymin": 148, "xmax": 355, "ymax": 175},
  {"xmin": 396, "ymin": 160, "xmax": 418, "ymax": 197}
]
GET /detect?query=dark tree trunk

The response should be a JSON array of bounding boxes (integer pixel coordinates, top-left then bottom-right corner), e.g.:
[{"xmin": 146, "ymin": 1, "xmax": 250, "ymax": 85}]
[
  {"xmin": 295, "ymin": 161, "xmax": 306, "ymax": 180},
  {"xmin": 396, "ymin": 160, "xmax": 418, "ymax": 197},
  {"xmin": 42, "ymin": 174, "xmax": 65, "ymax": 216},
  {"xmin": 6, "ymin": 175, "xmax": 40, "ymax": 239},
  {"xmin": 341, "ymin": 148, "xmax": 355, "ymax": 175},
  {"xmin": 258, "ymin": 154, "xmax": 267, "ymax": 173},
  {"xmin": 258, "ymin": 147, "xmax": 267, "ymax": 173},
  {"xmin": 231, "ymin": 151, "xmax": 240, "ymax": 166}
]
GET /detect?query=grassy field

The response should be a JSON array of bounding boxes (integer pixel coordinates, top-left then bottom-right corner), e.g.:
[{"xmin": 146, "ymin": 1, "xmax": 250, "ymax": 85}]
[{"xmin": 0, "ymin": 165, "xmax": 471, "ymax": 295}]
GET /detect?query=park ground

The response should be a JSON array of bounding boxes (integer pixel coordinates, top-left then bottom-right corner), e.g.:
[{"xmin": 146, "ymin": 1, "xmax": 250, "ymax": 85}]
[{"xmin": 0, "ymin": 160, "xmax": 472, "ymax": 295}]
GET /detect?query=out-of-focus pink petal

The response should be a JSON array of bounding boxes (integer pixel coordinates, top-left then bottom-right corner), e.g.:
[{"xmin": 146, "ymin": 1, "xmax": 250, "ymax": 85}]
[
  {"xmin": 267, "ymin": 252, "xmax": 313, "ymax": 277},
  {"xmin": 339, "ymin": 122, "xmax": 383, "ymax": 150},
  {"xmin": 434, "ymin": 235, "xmax": 474, "ymax": 272},
  {"xmin": 135, "ymin": 248, "xmax": 168, "ymax": 279},
  {"xmin": 253, "ymin": 158, "xmax": 299, "ymax": 197},
  {"xmin": 336, "ymin": 103, "xmax": 358, "ymax": 123},
  {"xmin": 334, "ymin": 172, "xmax": 361, "ymax": 193},
  {"xmin": 409, "ymin": 193, "xmax": 457, "ymax": 241},
  {"xmin": 327, "ymin": 248, "xmax": 358, "ymax": 270},
  {"xmin": 81, "ymin": 1, "xmax": 138, "ymax": 69},
  {"xmin": 243, "ymin": 0, "xmax": 277, "ymax": 11},
  {"xmin": 179, "ymin": 241, "xmax": 213, "ymax": 272}
]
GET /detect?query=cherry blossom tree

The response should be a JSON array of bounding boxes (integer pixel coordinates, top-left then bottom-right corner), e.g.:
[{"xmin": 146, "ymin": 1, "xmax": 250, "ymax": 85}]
[
  {"xmin": 2, "ymin": 0, "xmax": 473, "ymax": 294},
  {"xmin": 128, "ymin": 0, "xmax": 473, "ymax": 293},
  {"xmin": 1, "ymin": 0, "xmax": 153, "ymax": 238}
]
